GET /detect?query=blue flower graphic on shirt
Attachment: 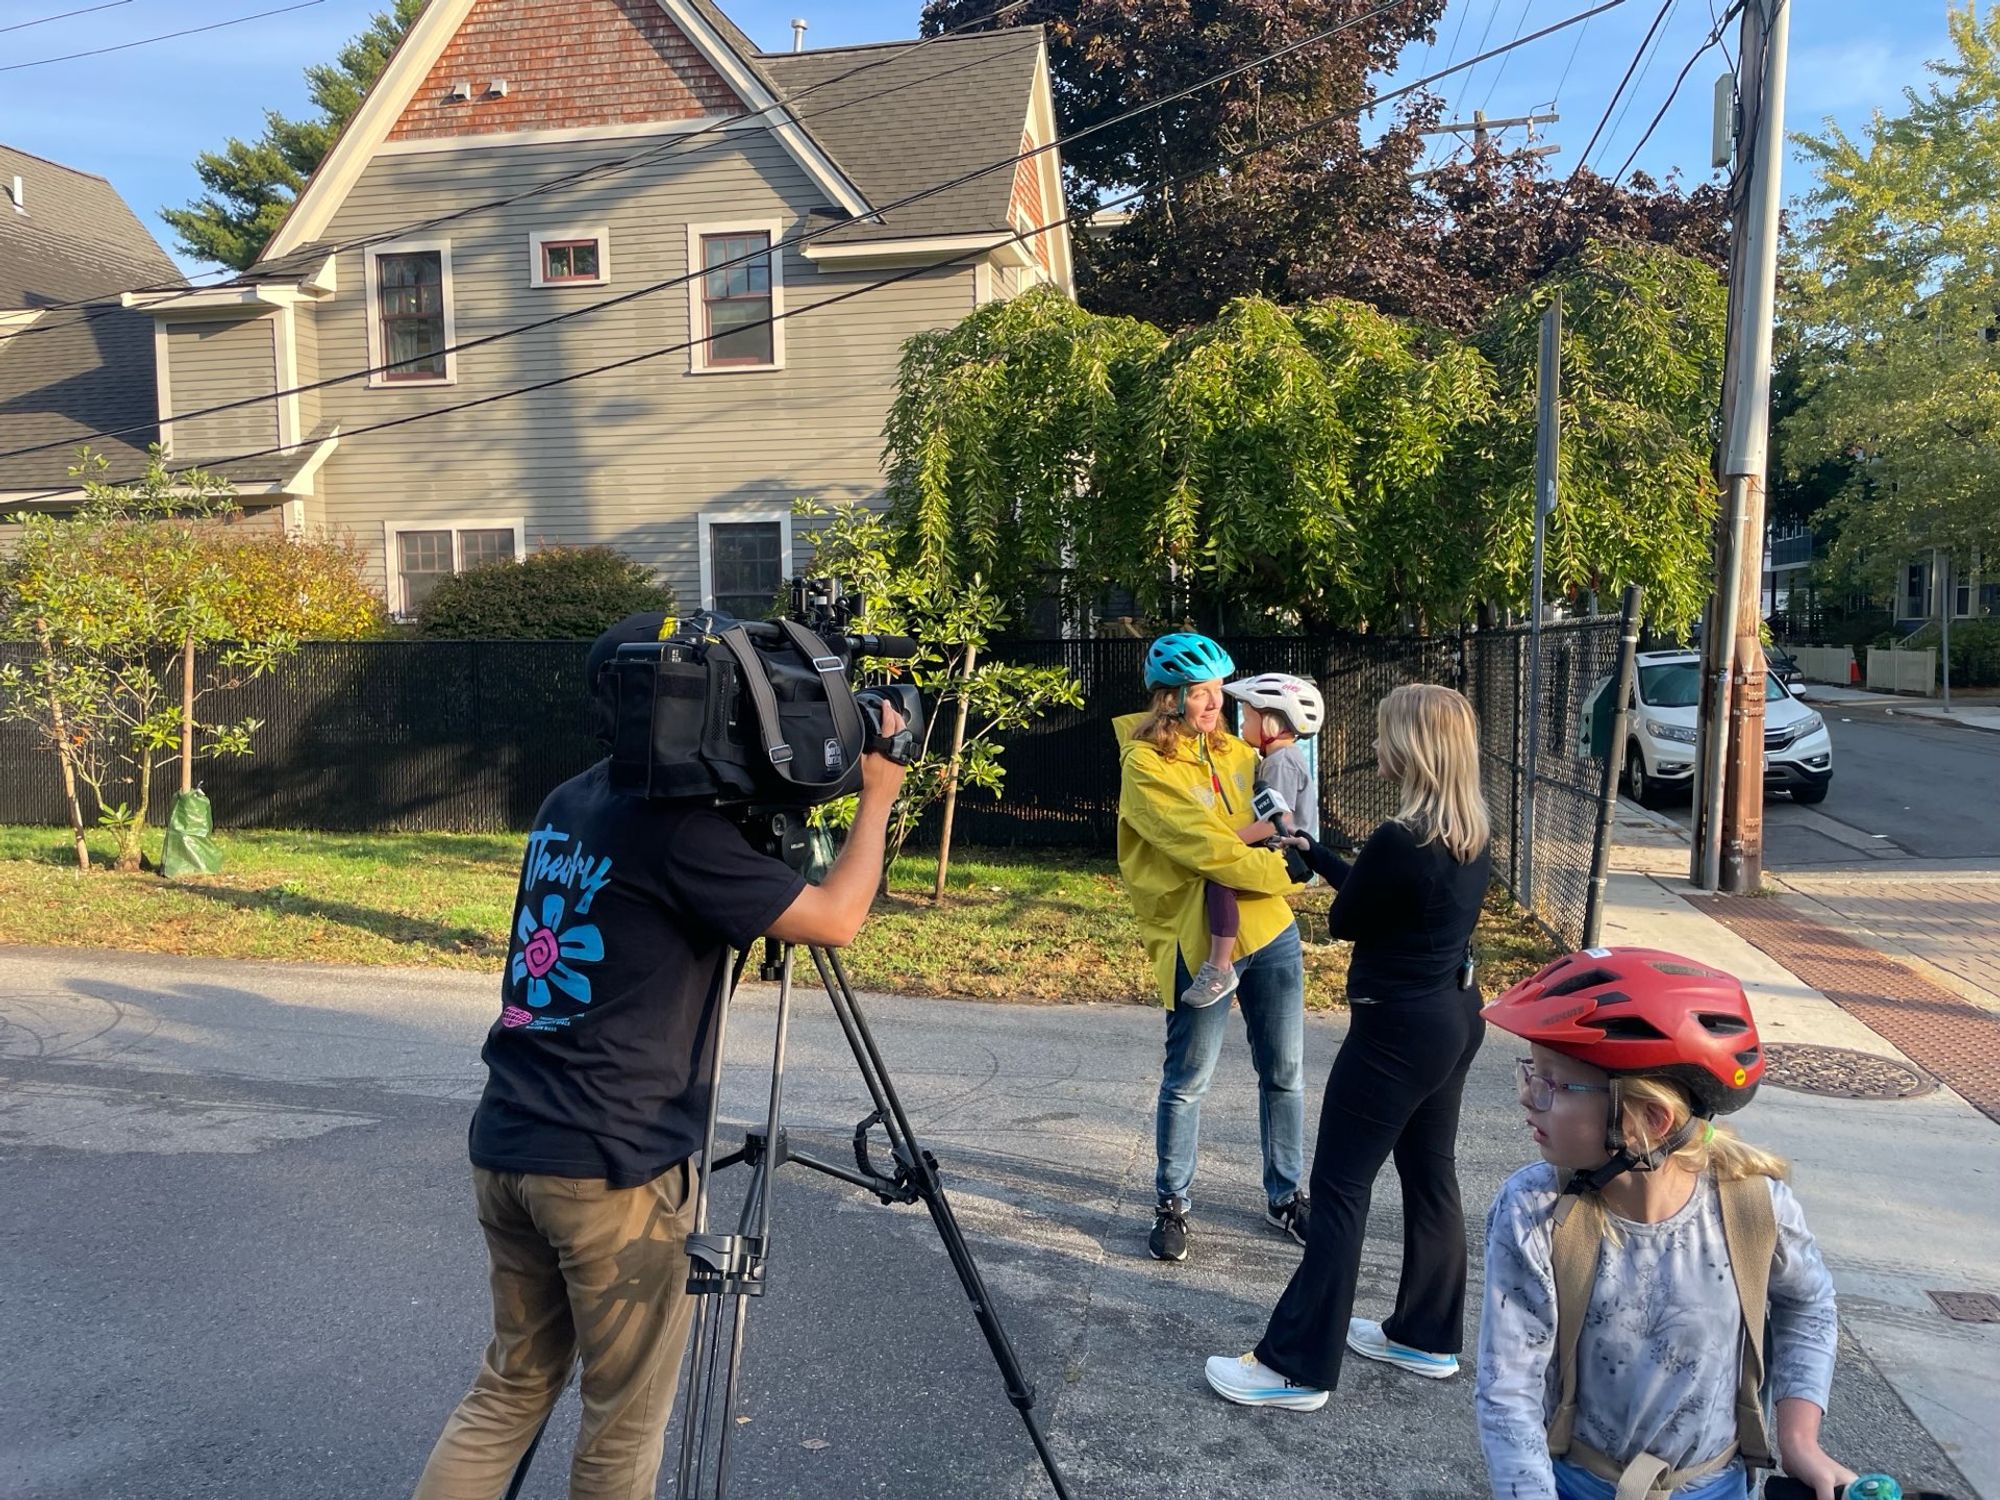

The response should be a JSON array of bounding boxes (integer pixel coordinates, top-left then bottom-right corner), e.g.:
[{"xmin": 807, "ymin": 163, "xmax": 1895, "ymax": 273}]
[{"xmin": 510, "ymin": 893, "xmax": 605, "ymax": 1009}]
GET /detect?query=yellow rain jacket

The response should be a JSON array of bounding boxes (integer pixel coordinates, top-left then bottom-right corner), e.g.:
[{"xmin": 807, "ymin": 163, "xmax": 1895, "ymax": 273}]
[{"xmin": 1114, "ymin": 712, "xmax": 1299, "ymax": 1007}]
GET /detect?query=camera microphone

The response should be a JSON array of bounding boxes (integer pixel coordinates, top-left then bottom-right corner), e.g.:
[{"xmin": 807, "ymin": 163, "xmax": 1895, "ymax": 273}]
[{"xmin": 844, "ymin": 633, "xmax": 919, "ymax": 661}]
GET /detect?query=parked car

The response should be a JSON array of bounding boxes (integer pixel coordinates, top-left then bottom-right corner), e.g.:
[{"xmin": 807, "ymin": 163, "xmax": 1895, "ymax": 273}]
[
  {"xmin": 1765, "ymin": 644, "xmax": 1803, "ymax": 688},
  {"xmin": 1577, "ymin": 650, "xmax": 1833, "ymax": 808}
]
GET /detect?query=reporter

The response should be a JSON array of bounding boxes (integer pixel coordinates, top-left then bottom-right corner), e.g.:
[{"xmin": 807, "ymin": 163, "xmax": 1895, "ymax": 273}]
[
  {"xmin": 411, "ymin": 621, "xmax": 906, "ymax": 1500},
  {"xmin": 1205, "ymin": 684, "xmax": 1492, "ymax": 1412}
]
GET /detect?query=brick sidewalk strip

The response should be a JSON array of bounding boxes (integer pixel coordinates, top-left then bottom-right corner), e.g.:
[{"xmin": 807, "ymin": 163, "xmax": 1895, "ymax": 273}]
[{"xmin": 1700, "ymin": 894, "xmax": 2000, "ymax": 1125}]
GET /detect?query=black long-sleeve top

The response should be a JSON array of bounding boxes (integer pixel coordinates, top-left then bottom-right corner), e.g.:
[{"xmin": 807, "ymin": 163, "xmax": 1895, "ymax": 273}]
[{"xmin": 1302, "ymin": 819, "xmax": 1492, "ymax": 999}]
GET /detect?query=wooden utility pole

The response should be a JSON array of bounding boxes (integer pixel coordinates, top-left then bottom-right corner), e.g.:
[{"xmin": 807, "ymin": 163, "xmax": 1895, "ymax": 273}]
[{"xmin": 1693, "ymin": 0, "xmax": 1790, "ymax": 893}]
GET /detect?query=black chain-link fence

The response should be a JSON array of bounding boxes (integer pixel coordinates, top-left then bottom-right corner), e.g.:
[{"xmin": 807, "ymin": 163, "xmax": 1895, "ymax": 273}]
[{"xmin": 0, "ymin": 621, "xmax": 1622, "ymax": 944}]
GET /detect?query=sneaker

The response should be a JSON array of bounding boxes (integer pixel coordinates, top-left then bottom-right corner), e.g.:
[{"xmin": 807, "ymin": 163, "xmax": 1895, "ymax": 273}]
[
  {"xmin": 1345, "ymin": 1317, "xmax": 1459, "ymax": 1380},
  {"xmin": 1264, "ymin": 1192, "xmax": 1310, "ymax": 1246},
  {"xmin": 1203, "ymin": 1352, "xmax": 1329, "ymax": 1411},
  {"xmin": 1149, "ymin": 1201, "xmax": 1189, "ymax": 1262},
  {"xmin": 1179, "ymin": 962, "xmax": 1240, "ymax": 1010}
]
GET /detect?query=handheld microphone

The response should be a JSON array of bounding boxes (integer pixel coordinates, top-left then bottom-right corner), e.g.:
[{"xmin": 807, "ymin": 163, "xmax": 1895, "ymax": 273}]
[{"xmin": 1251, "ymin": 786, "xmax": 1295, "ymax": 839}]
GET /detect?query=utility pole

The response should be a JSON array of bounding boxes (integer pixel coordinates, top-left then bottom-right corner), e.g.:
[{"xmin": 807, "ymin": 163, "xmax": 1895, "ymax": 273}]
[
  {"xmin": 1692, "ymin": 0, "xmax": 1789, "ymax": 893},
  {"xmin": 1522, "ymin": 292, "xmax": 1562, "ymax": 911}
]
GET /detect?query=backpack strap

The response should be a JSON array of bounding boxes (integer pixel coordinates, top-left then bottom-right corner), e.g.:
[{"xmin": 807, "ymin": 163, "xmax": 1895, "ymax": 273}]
[
  {"xmin": 716, "ymin": 620, "xmax": 865, "ymax": 796},
  {"xmin": 1716, "ymin": 1173, "xmax": 1779, "ymax": 1470},
  {"xmin": 1546, "ymin": 1191, "xmax": 1598, "ymax": 1455}
]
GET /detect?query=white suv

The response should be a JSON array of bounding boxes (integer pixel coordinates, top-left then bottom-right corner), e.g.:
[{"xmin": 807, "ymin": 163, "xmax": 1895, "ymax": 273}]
[{"xmin": 1580, "ymin": 650, "xmax": 1833, "ymax": 808}]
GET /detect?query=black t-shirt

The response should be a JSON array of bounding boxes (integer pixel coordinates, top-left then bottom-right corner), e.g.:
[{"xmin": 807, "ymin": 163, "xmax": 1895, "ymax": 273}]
[
  {"xmin": 1314, "ymin": 819, "xmax": 1492, "ymax": 999},
  {"xmin": 468, "ymin": 761, "xmax": 806, "ymax": 1188}
]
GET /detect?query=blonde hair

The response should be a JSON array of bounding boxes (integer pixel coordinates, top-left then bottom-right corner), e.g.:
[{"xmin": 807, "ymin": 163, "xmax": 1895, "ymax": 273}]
[
  {"xmin": 1582, "ymin": 1074, "xmax": 1790, "ymax": 1242},
  {"xmin": 1131, "ymin": 686, "xmax": 1232, "ymax": 762},
  {"xmin": 1377, "ymin": 684, "xmax": 1490, "ymax": 863}
]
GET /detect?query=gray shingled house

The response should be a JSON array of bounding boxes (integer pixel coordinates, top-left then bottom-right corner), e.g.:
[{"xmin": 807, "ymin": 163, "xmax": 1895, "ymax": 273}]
[
  {"xmin": 0, "ymin": 144, "xmax": 186, "ymax": 503},
  {"xmin": 86, "ymin": 0, "xmax": 1071, "ymax": 618}
]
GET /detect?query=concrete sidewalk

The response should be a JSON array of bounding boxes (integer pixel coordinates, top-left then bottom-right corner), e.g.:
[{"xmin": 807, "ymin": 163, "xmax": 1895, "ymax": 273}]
[
  {"xmin": 1798, "ymin": 682, "xmax": 2000, "ymax": 734},
  {"xmin": 1601, "ymin": 835, "xmax": 2000, "ymax": 1495}
]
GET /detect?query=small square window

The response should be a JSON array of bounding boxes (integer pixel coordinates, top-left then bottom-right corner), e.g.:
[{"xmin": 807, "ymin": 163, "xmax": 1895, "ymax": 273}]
[
  {"xmin": 391, "ymin": 523, "xmax": 522, "ymax": 617},
  {"xmin": 461, "ymin": 528, "xmax": 516, "ymax": 569},
  {"xmin": 541, "ymin": 239, "xmax": 600, "ymax": 283},
  {"xmin": 398, "ymin": 529, "xmax": 455, "ymax": 613}
]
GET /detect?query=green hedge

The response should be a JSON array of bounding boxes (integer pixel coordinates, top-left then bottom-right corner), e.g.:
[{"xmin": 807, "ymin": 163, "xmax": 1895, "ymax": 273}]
[
  {"xmin": 416, "ymin": 546, "xmax": 676, "ymax": 639},
  {"xmin": 1948, "ymin": 618, "xmax": 2000, "ymax": 687}
]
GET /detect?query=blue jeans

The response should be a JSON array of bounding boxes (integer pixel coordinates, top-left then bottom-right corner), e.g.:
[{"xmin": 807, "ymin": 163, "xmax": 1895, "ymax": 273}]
[
  {"xmin": 1553, "ymin": 1460, "xmax": 1747, "ymax": 1500},
  {"xmin": 1155, "ymin": 923, "xmax": 1306, "ymax": 1209}
]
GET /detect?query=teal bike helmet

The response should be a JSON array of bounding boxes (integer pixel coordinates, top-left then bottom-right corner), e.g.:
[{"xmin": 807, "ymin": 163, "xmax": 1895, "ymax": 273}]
[{"xmin": 1144, "ymin": 632, "xmax": 1235, "ymax": 689}]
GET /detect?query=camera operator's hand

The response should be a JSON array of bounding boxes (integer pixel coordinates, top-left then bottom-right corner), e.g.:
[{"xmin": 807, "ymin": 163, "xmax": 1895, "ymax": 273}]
[
  {"xmin": 767, "ymin": 705, "xmax": 906, "ymax": 950},
  {"xmin": 861, "ymin": 702, "xmax": 910, "ymax": 797}
]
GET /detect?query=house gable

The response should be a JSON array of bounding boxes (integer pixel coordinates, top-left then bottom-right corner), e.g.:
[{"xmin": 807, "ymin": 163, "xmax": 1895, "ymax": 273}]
[
  {"xmin": 259, "ymin": 0, "xmax": 870, "ymax": 265},
  {"xmin": 387, "ymin": 0, "xmax": 743, "ymax": 143}
]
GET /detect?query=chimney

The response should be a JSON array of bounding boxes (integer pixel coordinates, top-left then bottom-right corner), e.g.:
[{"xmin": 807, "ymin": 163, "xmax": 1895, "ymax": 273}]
[
  {"xmin": 7, "ymin": 175, "xmax": 22, "ymax": 214},
  {"xmin": 790, "ymin": 17, "xmax": 808, "ymax": 51}
]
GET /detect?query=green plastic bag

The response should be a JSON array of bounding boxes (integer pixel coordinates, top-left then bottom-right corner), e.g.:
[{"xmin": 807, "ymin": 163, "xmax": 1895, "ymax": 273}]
[{"xmin": 161, "ymin": 789, "xmax": 223, "ymax": 878}]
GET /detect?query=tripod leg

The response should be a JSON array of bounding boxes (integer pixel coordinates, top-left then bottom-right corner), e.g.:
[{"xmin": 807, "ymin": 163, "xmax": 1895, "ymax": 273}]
[{"xmin": 807, "ymin": 948, "xmax": 1076, "ymax": 1500}]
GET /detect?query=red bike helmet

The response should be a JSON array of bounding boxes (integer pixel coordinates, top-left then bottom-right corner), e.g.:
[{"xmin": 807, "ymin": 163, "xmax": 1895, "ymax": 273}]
[{"xmin": 1484, "ymin": 947, "xmax": 1764, "ymax": 1119}]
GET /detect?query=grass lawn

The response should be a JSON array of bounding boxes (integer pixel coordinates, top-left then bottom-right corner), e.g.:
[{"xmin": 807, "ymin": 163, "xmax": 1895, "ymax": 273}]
[{"xmin": 0, "ymin": 827, "xmax": 1554, "ymax": 1008}]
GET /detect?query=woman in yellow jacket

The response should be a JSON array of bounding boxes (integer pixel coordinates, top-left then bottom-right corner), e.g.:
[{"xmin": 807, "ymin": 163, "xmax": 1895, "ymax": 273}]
[{"xmin": 1117, "ymin": 633, "xmax": 1309, "ymax": 1263}]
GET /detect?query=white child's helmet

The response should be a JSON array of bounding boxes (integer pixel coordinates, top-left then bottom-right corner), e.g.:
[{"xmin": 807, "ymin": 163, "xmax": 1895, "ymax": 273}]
[{"xmin": 1223, "ymin": 672, "xmax": 1325, "ymax": 736}]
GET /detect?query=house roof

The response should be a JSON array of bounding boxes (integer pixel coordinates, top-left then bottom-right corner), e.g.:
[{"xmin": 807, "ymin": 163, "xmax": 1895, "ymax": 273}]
[
  {"xmin": 0, "ymin": 143, "xmax": 180, "ymax": 495},
  {"xmin": 0, "ymin": 142, "xmax": 183, "ymax": 309},
  {"xmin": 761, "ymin": 31, "xmax": 1048, "ymax": 245}
]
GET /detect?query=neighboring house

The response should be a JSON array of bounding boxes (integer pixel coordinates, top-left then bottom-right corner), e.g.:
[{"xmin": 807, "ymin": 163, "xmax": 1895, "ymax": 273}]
[
  {"xmin": 121, "ymin": 0, "xmax": 1072, "ymax": 618},
  {"xmin": 0, "ymin": 144, "xmax": 186, "ymax": 507},
  {"xmin": 1763, "ymin": 522, "xmax": 1996, "ymax": 633}
]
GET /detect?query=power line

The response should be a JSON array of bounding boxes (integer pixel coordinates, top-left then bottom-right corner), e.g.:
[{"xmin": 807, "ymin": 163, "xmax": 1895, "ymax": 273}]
[
  {"xmin": 0, "ymin": 0, "xmax": 134, "ymax": 35},
  {"xmin": 1608, "ymin": 0, "xmax": 1744, "ymax": 185},
  {"xmin": 2, "ymin": 0, "xmax": 1626, "ymax": 497},
  {"xmin": 1480, "ymin": 0, "xmax": 1539, "ymax": 111},
  {"xmin": 1597, "ymin": 0, "xmax": 1680, "ymax": 167},
  {"xmin": 5, "ymin": 0, "xmax": 1034, "ymax": 330},
  {"xmin": 1457, "ymin": 0, "xmax": 1510, "ymax": 109},
  {"xmin": 1568, "ymin": 0, "xmax": 1675, "ymax": 179},
  {"xmin": 0, "ymin": 0, "xmax": 323, "ymax": 73},
  {"xmin": 1551, "ymin": 10, "xmax": 1594, "ymax": 102},
  {"xmin": 3, "ymin": 0, "xmax": 1431, "ymax": 453}
]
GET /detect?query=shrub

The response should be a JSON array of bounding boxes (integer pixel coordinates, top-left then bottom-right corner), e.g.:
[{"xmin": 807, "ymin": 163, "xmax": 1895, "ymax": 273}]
[
  {"xmin": 1948, "ymin": 618, "xmax": 2000, "ymax": 687},
  {"xmin": 416, "ymin": 547, "xmax": 676, "ymax": 639}
]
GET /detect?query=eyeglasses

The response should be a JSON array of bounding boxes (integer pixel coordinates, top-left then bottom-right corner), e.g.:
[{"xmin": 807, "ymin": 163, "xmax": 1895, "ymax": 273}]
[{"xmin": 1517, "ymin": 1058, "xmax": 1613, "ymax": 1112}]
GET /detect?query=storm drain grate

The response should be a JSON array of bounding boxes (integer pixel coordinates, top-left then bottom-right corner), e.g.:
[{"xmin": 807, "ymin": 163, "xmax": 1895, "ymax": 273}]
[
  {"xmin": 1927, "ymin": 1290, "xmax": 2000, "ymax": 1323},
  {"xmin": 1760, "ymin": 1043, "xmax": 1936, "ymax": 1100}
]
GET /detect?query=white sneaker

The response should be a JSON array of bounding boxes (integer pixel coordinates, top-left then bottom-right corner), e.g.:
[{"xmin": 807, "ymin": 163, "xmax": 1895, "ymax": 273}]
[
  {"xmin": 1345, "ymin": 1317, "xmax": 1460, "ymax": 1379},
  {"xmin": 1203, "ymin": 1352, "xmax": 1329, "ymax": 1411}
]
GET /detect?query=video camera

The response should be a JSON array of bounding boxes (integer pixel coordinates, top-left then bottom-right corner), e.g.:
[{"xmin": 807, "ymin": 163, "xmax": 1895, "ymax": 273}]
[{"xmin": 605, "ymin": 577, "xmax": 924, "ymax": 811}]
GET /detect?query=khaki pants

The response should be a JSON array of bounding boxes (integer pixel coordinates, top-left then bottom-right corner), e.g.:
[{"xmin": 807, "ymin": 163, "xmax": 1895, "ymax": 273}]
[{"xmin": 412, "ymin": 1161, "xmax": 697, "ymax": 1500}]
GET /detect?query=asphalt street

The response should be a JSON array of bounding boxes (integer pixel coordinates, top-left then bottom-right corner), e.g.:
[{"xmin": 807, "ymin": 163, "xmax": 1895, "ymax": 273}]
[
  {"xmin": 0, "ymin": 947, "xmax": 1970, "ymax": 1500},
  {"xmin": 1657, "ymin": 706, "xmax": 2000, "ymax": 867}
]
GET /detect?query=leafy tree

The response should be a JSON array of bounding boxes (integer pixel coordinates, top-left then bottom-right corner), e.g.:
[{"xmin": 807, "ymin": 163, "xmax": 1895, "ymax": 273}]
[
  {"xmin": 416, "ymin": 547, "xmax": 677, "ymax": 639},
  {"xmin": 1781, "ymin": 2, "xmax": 2000, "ymax": 600},
  {"xmin": 794, "ymin": 500, "xmax": 1082, "ymax": 891},
  {"xmin": 162, "ymin": 0, "xmax": 425, "ymax": 269},
  {"xmin": 1464, "ymin": 241, "xmax": 1727, "ymax": 632},
  {"xmin": 0, "ymin": 450, "xmax": 375, "ymax": 872}
]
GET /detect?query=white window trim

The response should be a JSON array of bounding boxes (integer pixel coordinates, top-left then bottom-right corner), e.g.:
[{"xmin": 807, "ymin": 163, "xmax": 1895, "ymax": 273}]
[
  {"xmin": 364, "ymin": 237, "xmax": 457, "ymax": 388},
  {"xmin": 528, "ymin": 226, "xmax": 611, "ymax": 288},
  {"xmin": 686, "ymin": 219, "xmax": 785, "ymax": 375},
  {"xmin": 697, "ymin": 510, "xmax": 794, "ymax": 613},
  {"xmin": 382, "ymin": 517, "xmax": 525, "ymax": 617}
]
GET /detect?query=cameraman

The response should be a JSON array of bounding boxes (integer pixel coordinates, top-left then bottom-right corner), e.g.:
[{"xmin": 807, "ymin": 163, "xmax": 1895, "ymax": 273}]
[{"xmin": 411, "ymin": 616, "xmax": 907, "ymax": 1500}]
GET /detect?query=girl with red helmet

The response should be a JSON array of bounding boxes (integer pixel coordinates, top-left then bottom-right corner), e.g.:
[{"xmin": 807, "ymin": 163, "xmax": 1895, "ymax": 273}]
[{"xmin": 1476, "ymin": 949, "xmax": 1856, "ymax": 1500}]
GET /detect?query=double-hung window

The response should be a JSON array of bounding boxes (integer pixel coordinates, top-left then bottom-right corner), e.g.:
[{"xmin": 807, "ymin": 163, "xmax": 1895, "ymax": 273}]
[
  {"xmin": 688, "ymin": 222, "xmax": 784, "ymax": 372},
  {"xmin": 368, "ymin": 240, "xmax": 456, "ymax": 385}
]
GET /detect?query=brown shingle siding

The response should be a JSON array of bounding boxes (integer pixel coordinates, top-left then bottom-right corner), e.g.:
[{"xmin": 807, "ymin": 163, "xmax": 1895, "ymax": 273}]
[{"xmin": 388, "ymin": 0, "xmax": 742, "ymax": 142}]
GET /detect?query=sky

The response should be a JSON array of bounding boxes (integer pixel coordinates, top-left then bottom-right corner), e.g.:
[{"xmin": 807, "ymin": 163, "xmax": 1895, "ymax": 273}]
[{"xmin": 0, "ymin": 0, "xmax": 1962, "ymax": 282}]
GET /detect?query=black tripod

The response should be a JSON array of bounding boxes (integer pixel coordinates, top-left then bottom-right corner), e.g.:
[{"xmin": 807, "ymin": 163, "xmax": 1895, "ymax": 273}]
[{"xmin": 505, "ymin": 936, "xmax": 1074, "ymax": 1500}]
